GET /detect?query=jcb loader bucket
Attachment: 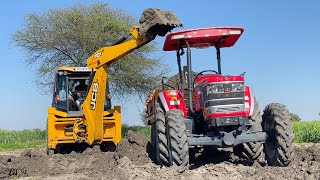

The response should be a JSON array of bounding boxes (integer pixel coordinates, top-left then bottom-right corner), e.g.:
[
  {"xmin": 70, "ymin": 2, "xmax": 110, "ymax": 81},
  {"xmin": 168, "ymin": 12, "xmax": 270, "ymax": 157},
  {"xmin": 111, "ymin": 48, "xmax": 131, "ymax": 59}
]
[{"xmin": 139, "ymin": 8, "xmax": 182, "ymax": 37}]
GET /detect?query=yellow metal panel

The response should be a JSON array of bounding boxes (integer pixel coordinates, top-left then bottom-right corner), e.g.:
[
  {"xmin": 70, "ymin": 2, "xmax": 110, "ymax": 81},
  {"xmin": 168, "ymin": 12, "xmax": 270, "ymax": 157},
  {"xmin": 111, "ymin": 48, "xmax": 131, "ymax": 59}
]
[
  {"xmin": 82, "ymin": 64, "xmax": 108, "ymax": 145},
  {"xmin": 48, "ymin": 107, "xmax": 68, "ymax": 117},
  {"xmin": 113, "ymin": 106, "xmax": 122, "ymax": 144},
  {"xmin": 103, "ymin": 109, "xmax": 115, "ymax": 116},
  {"xmin": 104, "ymin": 122, "xmax": 115, "ymax": 138},
  {"xmin": 47, "ymin": 108, "xmax": 56, "ymax": 149},
  {"xmin": 47, "ymin": 107, "xmax": 78, "ymax": 149},
  {"xmin": 58, "ymin": 66, "xmax": 92, "ymax": 72}
]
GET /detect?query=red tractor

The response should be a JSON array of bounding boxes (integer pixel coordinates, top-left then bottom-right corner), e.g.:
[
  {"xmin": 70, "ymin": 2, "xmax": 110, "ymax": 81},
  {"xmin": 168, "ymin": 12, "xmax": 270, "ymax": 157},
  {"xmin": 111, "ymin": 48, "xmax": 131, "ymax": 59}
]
[{"xmin": 145, "ymin": 27, "xmax": 294, "ymax": 167}]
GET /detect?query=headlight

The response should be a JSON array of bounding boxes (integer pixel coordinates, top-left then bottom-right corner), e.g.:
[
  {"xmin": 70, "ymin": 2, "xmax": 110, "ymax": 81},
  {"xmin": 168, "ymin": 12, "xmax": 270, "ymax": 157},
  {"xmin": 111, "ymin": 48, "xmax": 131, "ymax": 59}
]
[
  {"xmin": 206, "ymin": 84, "xmax": 224, "ymax": 95},
  {"xmin": 231, "ymin": 83, "xmax": 244, "ymax": 92}
]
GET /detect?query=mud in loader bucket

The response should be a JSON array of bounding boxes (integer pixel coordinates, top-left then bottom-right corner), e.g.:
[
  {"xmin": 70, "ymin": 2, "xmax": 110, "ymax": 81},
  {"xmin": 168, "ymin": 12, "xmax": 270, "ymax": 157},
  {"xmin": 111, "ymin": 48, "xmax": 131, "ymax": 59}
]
[{"xmin": 139, "ymin": 8, "xmax": 182, "ymax": 37}]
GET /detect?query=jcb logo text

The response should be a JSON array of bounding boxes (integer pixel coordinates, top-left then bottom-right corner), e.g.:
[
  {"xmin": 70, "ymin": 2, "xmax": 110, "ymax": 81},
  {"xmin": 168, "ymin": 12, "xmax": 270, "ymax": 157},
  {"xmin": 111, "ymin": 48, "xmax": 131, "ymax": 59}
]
[{"xmin": 90, "ymin": 83, "xmax": 99, "ymax": 110}]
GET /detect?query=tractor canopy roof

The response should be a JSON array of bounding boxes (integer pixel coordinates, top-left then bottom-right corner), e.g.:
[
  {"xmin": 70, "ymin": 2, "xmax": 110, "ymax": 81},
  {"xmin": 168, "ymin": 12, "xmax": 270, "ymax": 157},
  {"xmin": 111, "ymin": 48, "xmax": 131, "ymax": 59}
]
[{"xmin": 163, "ymin": 27, "xmax": 244, "ymax": 51}]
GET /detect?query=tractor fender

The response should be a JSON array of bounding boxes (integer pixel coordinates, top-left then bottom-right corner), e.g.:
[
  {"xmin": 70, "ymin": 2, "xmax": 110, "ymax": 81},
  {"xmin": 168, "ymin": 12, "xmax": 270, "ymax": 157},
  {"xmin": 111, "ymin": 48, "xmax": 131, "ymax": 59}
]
[
  {"xmin": 158, "ymin": 91, "xmax": 170, "ymax": 111},
  {"xmin": 158, "ymin": 90, "xmax": 187, "ymax": 116}
]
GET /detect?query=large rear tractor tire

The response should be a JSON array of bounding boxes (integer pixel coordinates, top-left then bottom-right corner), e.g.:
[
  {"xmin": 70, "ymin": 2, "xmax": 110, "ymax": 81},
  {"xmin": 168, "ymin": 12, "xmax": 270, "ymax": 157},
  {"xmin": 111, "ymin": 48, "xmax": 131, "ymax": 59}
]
[
  {"xmin": 233, "ymin": 97, "xmax": 264, "ymax": 163},
  {"xmin": 262, "ymin": 103, "xmax": 294, "ymax": 166},
  {"xmin": 151, "ymin": 103, "xmax": 170, "ymax": 166},
  {"xmin": 166, "ymin": 109, "xmax": 189, "ymax": 167}
]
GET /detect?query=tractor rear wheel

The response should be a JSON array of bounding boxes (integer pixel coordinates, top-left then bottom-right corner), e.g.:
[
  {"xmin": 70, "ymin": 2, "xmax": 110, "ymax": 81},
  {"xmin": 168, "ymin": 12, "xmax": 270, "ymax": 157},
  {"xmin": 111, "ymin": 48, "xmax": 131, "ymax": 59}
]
[
  {"xmin": 152, "ymin": 102, "xmax": 170, "ymax": 166},
  {"xmin": 262, "ymin": 103, "xmax": 294, "ymax": 166},
  {"xmin": 233, "ymin": 97, "xmax": 264, "ymax": 163},
  {"xmin": 167, "ymin": 109, "xmax": 189, "ymax": 167}
]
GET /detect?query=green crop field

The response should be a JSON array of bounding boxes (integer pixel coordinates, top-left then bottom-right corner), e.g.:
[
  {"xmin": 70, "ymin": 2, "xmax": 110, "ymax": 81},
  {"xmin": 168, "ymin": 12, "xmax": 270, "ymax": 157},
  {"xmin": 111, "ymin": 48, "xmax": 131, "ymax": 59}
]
[
  {"xmin": 0, "ymin": 121, "xmax": 319, "ymax": 151},
  {"xmin": 293, "ymin": 121, "xmax": 320, "ymax": 143},
  {"xmin": 0, "ymin": 129, "xmax": 46, "ymax": 151}
]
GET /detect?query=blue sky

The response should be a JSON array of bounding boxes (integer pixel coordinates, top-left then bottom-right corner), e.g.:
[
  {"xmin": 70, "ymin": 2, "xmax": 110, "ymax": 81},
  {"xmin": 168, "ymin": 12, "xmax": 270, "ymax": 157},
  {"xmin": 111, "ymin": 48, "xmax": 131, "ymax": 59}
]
[{"xmin": 0, "ymin": 1, "xmax": 319, "ymax": 130}]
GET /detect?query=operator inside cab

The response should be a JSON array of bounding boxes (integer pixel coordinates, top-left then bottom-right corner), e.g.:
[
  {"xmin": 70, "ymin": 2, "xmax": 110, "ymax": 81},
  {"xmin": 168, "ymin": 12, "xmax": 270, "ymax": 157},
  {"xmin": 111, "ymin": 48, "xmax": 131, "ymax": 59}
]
[
  {"xmin": 68, "ymin": 79, "xmax": 88, "ymax": 111},
  {"xmin": 53, "ymin": 69, "xmax": 112, "ymax": 114}
]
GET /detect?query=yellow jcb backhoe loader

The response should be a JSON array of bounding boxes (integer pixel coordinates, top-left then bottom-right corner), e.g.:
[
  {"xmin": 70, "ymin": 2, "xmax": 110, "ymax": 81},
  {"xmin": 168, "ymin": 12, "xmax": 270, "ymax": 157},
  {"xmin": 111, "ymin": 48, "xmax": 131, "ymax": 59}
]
[{"xmin": 46, "ymin": 8, "xmax": 182, "ymax": 154}]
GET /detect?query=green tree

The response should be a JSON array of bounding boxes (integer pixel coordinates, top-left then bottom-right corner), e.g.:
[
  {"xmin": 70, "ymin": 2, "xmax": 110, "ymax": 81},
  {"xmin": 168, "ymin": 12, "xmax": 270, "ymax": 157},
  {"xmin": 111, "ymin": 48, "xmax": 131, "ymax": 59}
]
[
  {"xmin": 12, "ymin": 2, "xmax": 167, "ymax": 98},
  {"xmin": 290, "ymin": 112, "xmax": 301, "ymax": 122}
]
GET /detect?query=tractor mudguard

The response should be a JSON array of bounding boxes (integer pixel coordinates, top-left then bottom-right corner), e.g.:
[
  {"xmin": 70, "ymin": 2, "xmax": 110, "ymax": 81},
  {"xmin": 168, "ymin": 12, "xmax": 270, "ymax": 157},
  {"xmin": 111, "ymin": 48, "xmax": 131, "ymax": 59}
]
[{"xmin": 158, "ymin": 90, "xmax": 187, "ymax": 117}]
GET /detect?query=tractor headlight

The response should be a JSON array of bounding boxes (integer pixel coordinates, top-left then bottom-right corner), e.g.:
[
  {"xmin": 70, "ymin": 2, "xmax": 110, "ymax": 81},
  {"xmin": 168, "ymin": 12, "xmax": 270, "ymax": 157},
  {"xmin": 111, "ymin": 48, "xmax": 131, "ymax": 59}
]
[
  {"xmin": 231, "ymin": 83, "xmax": 244, "ymax": 92},
  {"xmin": 206, "ymin": 84, "xmax": 224, "ymax": 95}
]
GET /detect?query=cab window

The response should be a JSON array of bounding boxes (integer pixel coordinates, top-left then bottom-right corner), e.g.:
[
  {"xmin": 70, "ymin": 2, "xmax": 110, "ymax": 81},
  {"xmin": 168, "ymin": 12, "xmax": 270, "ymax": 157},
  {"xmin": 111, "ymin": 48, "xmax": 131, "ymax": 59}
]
[{"xmin": 54, "ymin": 73, "xmax": 67, "ymax": 112}]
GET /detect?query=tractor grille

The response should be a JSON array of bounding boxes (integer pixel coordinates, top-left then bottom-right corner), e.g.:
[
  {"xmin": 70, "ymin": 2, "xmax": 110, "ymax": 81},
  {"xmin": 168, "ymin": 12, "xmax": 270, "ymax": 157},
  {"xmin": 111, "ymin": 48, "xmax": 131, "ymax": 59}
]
[
  {"xmin": 207, "ymin": 104, "xmax": 244, "ymax": 114},
  {"xmin": 204, "ymin": 82, "xmax": 245, "ymax": 114},
  {"xmin": 216, "ymin": 106, "xmax": 242, "ymax": 113}
]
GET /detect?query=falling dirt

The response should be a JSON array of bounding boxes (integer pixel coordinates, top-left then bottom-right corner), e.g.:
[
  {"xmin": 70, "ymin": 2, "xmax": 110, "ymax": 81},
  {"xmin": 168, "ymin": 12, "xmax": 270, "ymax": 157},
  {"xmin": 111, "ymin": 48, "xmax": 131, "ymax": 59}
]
[{"xmin": 0, "ymin": 131, "xmax": 319, "ymax": 180}]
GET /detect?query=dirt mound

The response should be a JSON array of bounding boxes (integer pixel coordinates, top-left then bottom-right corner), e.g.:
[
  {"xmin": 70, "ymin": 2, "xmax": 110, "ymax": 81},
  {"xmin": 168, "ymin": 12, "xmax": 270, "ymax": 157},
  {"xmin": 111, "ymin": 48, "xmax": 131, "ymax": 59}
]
[
  {"xmin": 115, "ymin": 130, "xmax": 152, "ymax": 165},
  {"xmin": 0, "ymin": 131, "xmax": 319, "ymax": 179},
  {"xmin": 0, "ymin": 149, "xmax": 122, "ymax": 179}
]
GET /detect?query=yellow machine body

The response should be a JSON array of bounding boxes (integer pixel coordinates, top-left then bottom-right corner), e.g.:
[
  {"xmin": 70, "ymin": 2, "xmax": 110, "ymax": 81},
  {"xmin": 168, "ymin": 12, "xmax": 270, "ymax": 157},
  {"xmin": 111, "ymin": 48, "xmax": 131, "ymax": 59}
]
[
  {"xmin": 46, "ymin": 8, "xmax": 182, "ymax": 152},
  {"xmin": 47, "ymin": 104, "xmax": 121, "ymax": 149},
  {"xmin": 47, "ymin": 27, "xmax": 148, "ymax": 150}
]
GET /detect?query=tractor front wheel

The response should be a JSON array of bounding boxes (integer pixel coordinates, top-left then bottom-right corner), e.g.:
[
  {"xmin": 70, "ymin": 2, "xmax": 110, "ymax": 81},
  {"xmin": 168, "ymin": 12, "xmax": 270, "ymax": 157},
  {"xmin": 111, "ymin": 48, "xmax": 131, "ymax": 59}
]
[
  {"xmin": 233, "ymin": 97, "xmax": 264, "ymax": 164},
  {"xmin": 152, "ymin": 102, "xmax": 170, "ymax": 166},
  {"xmin": 262, "ymin": 103, "xmax": 294, "ymax": 166},
  {"xmin": 166, "ymin": 109, "xmax": 189, "ymax": 167}
]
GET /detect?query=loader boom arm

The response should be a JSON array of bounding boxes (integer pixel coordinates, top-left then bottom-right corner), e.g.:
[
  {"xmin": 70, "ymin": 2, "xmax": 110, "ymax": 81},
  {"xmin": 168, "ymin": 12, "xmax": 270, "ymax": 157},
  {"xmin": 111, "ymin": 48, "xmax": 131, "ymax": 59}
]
[
  {"xmin": 81, "ymin": 26, "xmax": 156, "ymax": 144},
  {"xmin": 80, "ymin": 8, "xmax": 182, "ymax": 145},
  {"xmin": 87, "ymin": 26, "xmax": 154, "ymax": 69}
]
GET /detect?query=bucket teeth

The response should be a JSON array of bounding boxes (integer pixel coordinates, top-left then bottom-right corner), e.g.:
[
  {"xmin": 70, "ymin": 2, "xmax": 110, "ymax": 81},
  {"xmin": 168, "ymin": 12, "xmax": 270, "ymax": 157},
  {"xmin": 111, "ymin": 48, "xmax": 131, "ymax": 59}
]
[{"xmin": 139, "ymin": 8, "xmax": 182, "ymax": 37}]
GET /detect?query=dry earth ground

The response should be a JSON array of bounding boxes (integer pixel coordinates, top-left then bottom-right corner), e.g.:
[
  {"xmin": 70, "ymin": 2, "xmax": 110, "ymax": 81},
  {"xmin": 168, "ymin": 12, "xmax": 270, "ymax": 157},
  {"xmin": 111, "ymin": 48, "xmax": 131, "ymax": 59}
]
[{"xmin": 0, "ymin": 131, "xmax": 319, "ymax": 180}]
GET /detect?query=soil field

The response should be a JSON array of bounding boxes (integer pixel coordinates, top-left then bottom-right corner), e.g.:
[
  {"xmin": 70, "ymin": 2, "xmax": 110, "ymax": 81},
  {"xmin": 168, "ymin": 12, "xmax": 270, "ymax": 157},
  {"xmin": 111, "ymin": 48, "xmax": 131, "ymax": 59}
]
[{"xmin": 0, "ymin": 131, "xmax": 319, "ymax": 180}]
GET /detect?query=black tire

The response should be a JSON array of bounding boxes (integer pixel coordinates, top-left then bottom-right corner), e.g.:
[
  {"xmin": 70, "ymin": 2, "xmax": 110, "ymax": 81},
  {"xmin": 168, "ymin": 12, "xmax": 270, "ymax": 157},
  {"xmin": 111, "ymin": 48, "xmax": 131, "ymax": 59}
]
[
  {"xmin": 233, "ymin": 97, "xmax": 264, "ymax": 162},
  {"xmin": 153, "ymin": 103, "xmax": 170, "ymax": 166},
  {"xmin": 46, "ymin": 148, "xmax": 54, "ymax": 155},
  {"xmin": 150, "ymin": 121, "xmax": 156, "ymax": 148},
  {"xmin": 262, "ymin": 103, "xmax": 294, "ymax": 166},
  {"xmin": 167, "ymin": 109, "xmax": 189, "ymax": 167}
]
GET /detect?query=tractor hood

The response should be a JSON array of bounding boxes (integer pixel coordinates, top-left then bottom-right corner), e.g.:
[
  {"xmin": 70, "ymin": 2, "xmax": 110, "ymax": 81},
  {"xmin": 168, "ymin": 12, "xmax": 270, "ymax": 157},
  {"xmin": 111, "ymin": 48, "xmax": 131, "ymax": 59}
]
[{"xmin": 195, "ymin": 74, "xmax": 245, "ymax": 85}]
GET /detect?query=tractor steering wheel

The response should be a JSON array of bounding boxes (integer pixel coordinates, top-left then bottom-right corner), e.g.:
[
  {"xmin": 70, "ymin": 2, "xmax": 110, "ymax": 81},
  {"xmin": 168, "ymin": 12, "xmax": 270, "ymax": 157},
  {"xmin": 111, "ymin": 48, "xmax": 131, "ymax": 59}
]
[{"xmin": 192, "ymin": 70, "xmax": 219, "ymax": 88}]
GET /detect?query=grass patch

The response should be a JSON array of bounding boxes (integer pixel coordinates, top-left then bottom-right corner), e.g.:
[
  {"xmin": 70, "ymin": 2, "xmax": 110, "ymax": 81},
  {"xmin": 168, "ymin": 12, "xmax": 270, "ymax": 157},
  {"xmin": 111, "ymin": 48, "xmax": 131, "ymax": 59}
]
[
  {"xmin": 0, "ymin": 129, "xmax": 46, "ymax": 151},
  {"xmin": 122, "ymin": 124, "xmax": 151, "ymax": 140},
  {"xmin": 293, "ymin": 121, "xmax": 320, "ymax": 143}
]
